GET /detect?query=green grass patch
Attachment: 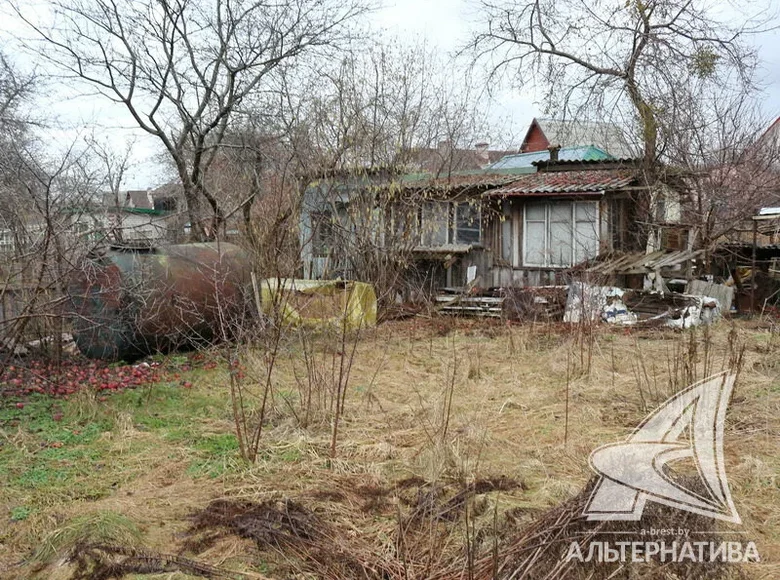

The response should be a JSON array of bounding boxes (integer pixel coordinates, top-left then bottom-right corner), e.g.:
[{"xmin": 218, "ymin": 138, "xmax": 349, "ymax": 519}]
[
  {"xmin": 10, "ymin": 505, "xmax": 31, "ymax": 521},
  {"xmin": 188, "ymin": 432, "xmax": 242, "ymax": 478},
  {"xmin": 109, "ymin": 382, "xmax": 226, "ymax": 432},
  {"xmin": 0, "ymin": 365, "xmax": 233, "ymax": 508}
]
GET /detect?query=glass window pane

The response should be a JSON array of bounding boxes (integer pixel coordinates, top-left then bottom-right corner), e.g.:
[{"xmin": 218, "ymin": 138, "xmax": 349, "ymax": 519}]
[
  {"xmin": 576, "ymin": 202, "xmax": 597, "ymax": 222},
  {"xmin": 421, "ymin": 201, "xmax": 449, "ymax": 246},
  {"xmin": 524, "ymin": 220, "xmax": 546, "ymax": 265},
  {"xmin": 311, "ymin": 211, "xmax": 332, "ymax": 257},
  {"xmin": 549, "ymin": 221, "xmax": 573, "ymax": 266},
  {"xmin": 456, "ymin": 203, "xmax": 480, "ymax": 244},
  {"xmin": 526, "ymin": 203, "xmax": 546, "ymax": 221},
  {"xmin": 575, "ymin": 221, "xmax": 600, "ymax": 262},
  {"xmin": 550, "ymin": 202, "xmax": 572, "ymax": 223}
]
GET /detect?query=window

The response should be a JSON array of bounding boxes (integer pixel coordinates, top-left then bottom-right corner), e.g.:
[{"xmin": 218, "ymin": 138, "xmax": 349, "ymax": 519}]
[
  {"xmin": 420, "ymin": 201, "xmax": 449, "ymax": 246},
  {"xmin": 0, "ymin": 230, "xmax": 14, "ymax": 253},
  {"xmin": 523, "ymin": 201, "xmax": 599, "ymax": 267},
  {"xmin": 499, "ymin": 202, "xmax": 513, "ymax": 263},
  {"xmin": 455, "ymin": 202, "xmax": 481, "ymax": 244},
  {"xmin": 390, "ymin": 202, "xmax": 418, "ymax": 245},
  {"xmin": 574, "ymin": 202, "xmax": 599, "ymax": 262},
  {"xmin": 311, "ymin": 211, "xmax": 333, "ymax": 258},
  {"xmin": 418, "ymin": 201, "xmax": 483, "ymax": 248}
]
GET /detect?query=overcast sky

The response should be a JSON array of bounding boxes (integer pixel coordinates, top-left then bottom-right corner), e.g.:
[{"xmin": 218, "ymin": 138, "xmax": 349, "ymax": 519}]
[
  {"xmin": 4, "ymin": 0, "xmax": 780, "ymax": 189},
  {"xmin": 372, "ymin": 0, "xmax": 780, "ymax": 120},
  {"xmin": 371, "ymin": 0, "xmax": 538, "ymax": 139}
]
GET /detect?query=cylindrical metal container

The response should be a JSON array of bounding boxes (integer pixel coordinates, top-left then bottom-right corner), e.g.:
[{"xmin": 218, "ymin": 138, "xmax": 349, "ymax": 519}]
[{"xmin": 67, "ymin": 243, "xmax": 252, "ymax": 360}]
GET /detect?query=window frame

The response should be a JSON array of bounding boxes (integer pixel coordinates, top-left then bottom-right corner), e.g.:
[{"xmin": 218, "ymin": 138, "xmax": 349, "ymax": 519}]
[
  {"xmin": 310, "ymin": 210, "xmax": 333, "ymax": 258},
  {"xmin": 454, "ymin": 201, "xmax": 481, "ymax": 245},
  {"xmin": 418, "ymin": 200, "xmax": 483, "ymax": 248},
  {"xmin": 522, "ymin": 200, "xmax": 599, "ymax": 267}
]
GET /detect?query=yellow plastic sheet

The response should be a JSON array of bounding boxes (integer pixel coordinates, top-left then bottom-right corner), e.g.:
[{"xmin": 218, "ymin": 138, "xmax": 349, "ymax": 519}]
[{"xmin": 259, "ymin": 279, "xmax": 377, "ymax": 330}]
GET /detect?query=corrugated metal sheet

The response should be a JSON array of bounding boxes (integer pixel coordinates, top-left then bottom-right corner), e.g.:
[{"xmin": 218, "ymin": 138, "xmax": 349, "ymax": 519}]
[
  {"xmin": 585, "ymin": 250, "xmax": 703, "ymax": 274},
  {"xmin": 486, "ymin": 169, "xmax": 635, "ymax": 197},
  {"xmin": 402, "ymin": 172, "xmax": 520, "ymax": 192},
  {"xmin": 488, "ymin": 146, "xmax": 612, "ymax": 170}
]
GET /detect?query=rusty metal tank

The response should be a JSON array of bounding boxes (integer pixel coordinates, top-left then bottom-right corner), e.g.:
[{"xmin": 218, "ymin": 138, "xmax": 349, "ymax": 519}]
[{"xmin": 67, "ymin": 243, "xmax": 252, "ymax": 361}]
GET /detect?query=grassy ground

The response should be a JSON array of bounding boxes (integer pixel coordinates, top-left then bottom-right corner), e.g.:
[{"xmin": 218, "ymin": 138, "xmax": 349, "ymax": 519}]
[{"xmin": 0, "ymin": 319, "xmax": 778, "ymax": 579}]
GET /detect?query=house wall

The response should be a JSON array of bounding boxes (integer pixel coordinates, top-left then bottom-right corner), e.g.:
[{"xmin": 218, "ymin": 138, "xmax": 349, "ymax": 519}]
[
  {"xmin": 300, "ymin": 176, "xmax": 385, "ymax": 280},
  {"xmin": 485, "ymin": 194, "xmax": 626, "ymax": 287},
  {"xmin": 299, "ymin": 175, "xmax": 636, "ymax": 291},
  {"xmin": 521, "ymin": 124, "xmax": 550, "ymax": 153}
]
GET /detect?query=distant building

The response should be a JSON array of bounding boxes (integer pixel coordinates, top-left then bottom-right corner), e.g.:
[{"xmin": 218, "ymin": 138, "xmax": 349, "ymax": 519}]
[{"xmin": 520, "ymin": 118, "xmax": 635, "ymax": 159}]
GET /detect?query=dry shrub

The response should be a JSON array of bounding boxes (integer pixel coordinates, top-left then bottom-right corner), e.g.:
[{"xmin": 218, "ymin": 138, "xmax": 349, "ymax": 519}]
[
  {"xmin": 443, "ymin": 476, "xmax": 749, "ymax": 580},
  {"xmin": 68, "ymin": 544, "xmax": 240, "ymax": 580},
  {"xmin": 176, "ymin": 473, "xmax": 750, "ymax": 580}
]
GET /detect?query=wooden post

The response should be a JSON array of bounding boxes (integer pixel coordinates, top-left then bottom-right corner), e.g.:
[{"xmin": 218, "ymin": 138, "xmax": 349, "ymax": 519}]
[{"xmin": 751, "ymin": 218, "xmax": 757, "ymax": 313}]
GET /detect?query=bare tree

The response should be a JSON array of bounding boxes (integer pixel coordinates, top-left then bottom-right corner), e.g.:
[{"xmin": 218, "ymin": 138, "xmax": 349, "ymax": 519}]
[
  {"xmin": 13, "ymin": 0, "xmax": 366, "ymax": 241},
  {"xmin": 668, "ymin": 90, "xmax": 780, "ymax": 250},
  {"xmin": 281, "ymin": 42, "xmax": 500, "ymax": 175},
  {"xmin": 465, "ymin": 0, "xmax": 769, "ymax": 168}
]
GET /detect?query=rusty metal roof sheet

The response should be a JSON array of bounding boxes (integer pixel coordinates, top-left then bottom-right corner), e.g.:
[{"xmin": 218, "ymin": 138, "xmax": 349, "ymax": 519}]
[
  {"xmin": 486, "ymin": 169, "xmax": 636, "ymax": 197},
  {"xmin": 403, "ymin": 172, "xmax": 521, "ymax": 192}
]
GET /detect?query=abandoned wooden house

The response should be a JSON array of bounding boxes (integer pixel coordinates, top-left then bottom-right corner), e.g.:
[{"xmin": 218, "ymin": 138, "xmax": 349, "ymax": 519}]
[{"xmin": 299, "ymin": 154, "xmax": 686, "ymax": 292}]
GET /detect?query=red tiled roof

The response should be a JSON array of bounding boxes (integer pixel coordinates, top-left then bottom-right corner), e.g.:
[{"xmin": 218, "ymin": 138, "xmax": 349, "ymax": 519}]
[{"xmin": 486, "ymin": 169, "xmax": 636, "ymax": 197}]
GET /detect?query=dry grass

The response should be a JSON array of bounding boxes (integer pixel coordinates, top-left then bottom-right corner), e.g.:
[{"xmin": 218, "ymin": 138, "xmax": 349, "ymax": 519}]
[{"xmin": 1, "ymin": 318, "xmax": 778, "ymax": 579}]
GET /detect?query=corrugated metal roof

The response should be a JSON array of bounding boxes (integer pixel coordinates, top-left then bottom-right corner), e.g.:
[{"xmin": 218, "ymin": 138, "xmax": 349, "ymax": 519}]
[
  {"xmin": 486, "ymin": 169, "xmax": 636, "ymax": 197},
  {"xmin": 402, "ymin": 172, "xmax": 521, "ymax": 191},
  {"xmin": 488, "ymin": 146, "xmax": 612, "ymax": 170}
]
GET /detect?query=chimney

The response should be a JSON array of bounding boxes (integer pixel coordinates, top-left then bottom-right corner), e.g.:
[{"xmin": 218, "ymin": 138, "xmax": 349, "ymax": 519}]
[
  {"xmin": 475, "ymin": 141, "xmax": 490, "ymax": 167},
  {"xmin": 548, "ymin": 145, "xmax": 561, "ymax": 162}
]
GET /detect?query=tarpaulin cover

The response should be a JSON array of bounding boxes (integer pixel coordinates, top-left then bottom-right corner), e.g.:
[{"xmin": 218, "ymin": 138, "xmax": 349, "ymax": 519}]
[{"xmin": 260, "ymin": 279, "xmax": 377, "ymax": 330}]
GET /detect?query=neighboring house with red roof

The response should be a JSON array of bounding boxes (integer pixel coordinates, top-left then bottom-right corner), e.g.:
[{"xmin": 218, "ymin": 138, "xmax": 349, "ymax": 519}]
[{"xmin": 520, "ymin": 118, "xmax": 636, "ymax": 159}]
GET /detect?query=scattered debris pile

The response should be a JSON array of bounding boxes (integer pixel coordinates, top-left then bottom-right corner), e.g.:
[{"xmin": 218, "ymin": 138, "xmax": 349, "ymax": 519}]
[
  {"xmin": 563, "ymin": 282, "xmax": 722, "ymax": 328},
  {"xmin": 501, "ymin": 286, "xmax": 567, "ymax": 321},
  {"xmin": 435, "ymin": 281, "xmax": 724, "ymax": 327},
  {"xmin": 436, "ymin": 287, "xmax": 504, "ymax": 317},
  {"xmin": 623, "ymin": 290, "xmax": 721, "ymax": 328}
]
